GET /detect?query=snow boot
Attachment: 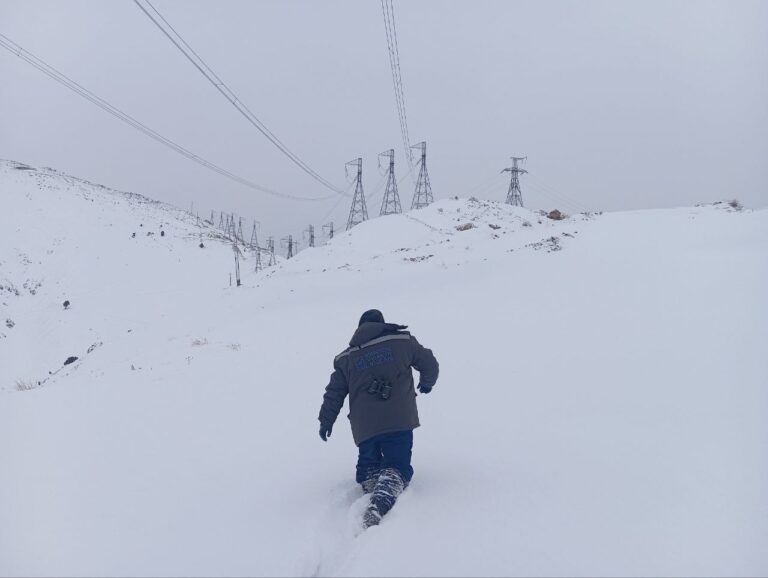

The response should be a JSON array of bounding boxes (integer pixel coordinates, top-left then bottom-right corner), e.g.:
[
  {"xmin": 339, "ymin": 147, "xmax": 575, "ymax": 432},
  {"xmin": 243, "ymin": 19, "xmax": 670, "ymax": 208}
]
[
  {"xmin": 362, "ymin": 467, "xmax": 406, "ymax": 528},
  {"xmin": 361, "ymin": 476, "xmax": 378, "ymax": 495},
  {"xmin": 360, "ymin": 466, "xmax": 381, "ymax": 494}
]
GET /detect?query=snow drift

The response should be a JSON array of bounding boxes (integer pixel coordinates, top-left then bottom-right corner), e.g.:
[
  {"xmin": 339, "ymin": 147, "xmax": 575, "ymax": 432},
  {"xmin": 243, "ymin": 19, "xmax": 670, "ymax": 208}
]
[{"xmin": 1, "ymin": 160, "xmax": 766, "ymax": 577}]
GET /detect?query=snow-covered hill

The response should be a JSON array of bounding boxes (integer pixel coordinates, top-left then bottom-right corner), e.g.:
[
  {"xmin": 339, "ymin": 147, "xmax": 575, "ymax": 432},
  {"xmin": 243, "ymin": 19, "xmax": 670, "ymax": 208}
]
[{"xmin": 1, "ymin": 160, "xmax": 766, "ymax": 577}]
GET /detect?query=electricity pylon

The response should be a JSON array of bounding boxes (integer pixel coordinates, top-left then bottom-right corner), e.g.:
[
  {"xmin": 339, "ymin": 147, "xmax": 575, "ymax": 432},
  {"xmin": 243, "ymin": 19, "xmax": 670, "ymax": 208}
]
[
  {"xmin": 502, "ymin": 156, "xmax": 528, "ymax": 207},
  {"xmin": 282, "ymin": 235, "xmax": 294, "ymax": 259},
  {"xmin": 323, "ymin": 222, "xmax": 334, "ymax": 241},
  {"xmin": 249, "ymin": 221, "xmax": 262, "ymax": 271},
  {"xmin": 232, "ymin": 242, "xmax": 242, "ymax": 287},
  {"xmin": 249, "ymin": 221, "xmax": 260, "ymax": 250},
  {"xmin": 410, "ymin": 141, "xmax": 433, "ymax": 210},
  {"xmin": 253, "ymin": 246, "xmax": 262, "ymax": 272},
  {"xmin": 346, "ymin": 158, "xmax": 368, "ymax": 230},
  {"xmin": 305, "ymin": 224, "xmax": 315, "ymax": 248},
  {"xmin": 379, "ymin": 149, "xmax": 402, "ymax": 216},
  {"xmin": 267, "ymin": 237, "xmax": 276, "ymax": 266}
]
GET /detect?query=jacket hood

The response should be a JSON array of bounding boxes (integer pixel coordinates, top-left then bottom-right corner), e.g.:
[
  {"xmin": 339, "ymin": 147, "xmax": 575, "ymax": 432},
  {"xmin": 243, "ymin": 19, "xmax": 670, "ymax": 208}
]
[{"xmin": 349, "ymin": 321, "xmax": 409, "ymax": 347}]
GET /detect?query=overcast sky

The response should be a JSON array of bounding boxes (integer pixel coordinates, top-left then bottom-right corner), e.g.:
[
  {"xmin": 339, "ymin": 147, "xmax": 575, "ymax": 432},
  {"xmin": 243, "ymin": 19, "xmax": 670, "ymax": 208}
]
[{"xmin": 2, "ymin": 0, "xmax": 767, "ymax": 242}]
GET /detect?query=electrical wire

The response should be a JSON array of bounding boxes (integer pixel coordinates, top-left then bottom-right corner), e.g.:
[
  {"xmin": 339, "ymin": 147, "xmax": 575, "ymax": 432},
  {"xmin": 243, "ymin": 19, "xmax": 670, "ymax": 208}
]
[
  {"xmin": 388, "ymin": 0, "xmax": 411, "ymax": 167},
  {"xmin": 526, "ymin": 175, "xmax": 588, "ymax": 213},
  {"xmin": 317, "ymin": 179, "xmax": 357, "ymax": 227},
  {"xmin": 380, "ymin": 0, "xmax": 414, "ymax": 180},
  {"xmin": 525, "ymin": 182, "xmax": 583, "ymax": 214},
  {"xmin": 133, "ymin": 0, "xmax": 346, "ymax": 196},
  {"xmin": 0, "ymin": 32, "xmax": 338, "ymax": 202}
]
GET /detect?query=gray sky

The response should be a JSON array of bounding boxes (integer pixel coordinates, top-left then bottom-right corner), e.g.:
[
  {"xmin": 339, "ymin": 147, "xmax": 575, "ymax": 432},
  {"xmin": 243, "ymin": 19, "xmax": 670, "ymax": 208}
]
[{"xmin": 2, "ymin": 0, "xmax": 767, "ymax": 243}]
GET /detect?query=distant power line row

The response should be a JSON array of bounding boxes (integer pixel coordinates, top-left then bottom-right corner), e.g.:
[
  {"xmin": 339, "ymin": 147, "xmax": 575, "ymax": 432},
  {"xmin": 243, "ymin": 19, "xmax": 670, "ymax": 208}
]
[
  {"xmin": 202, "ymin": 208, "xmax": 336, "ymax": 268},
  {"xmin": 0, "ymin": 33, "xmax": 337, "ymax": 203}
]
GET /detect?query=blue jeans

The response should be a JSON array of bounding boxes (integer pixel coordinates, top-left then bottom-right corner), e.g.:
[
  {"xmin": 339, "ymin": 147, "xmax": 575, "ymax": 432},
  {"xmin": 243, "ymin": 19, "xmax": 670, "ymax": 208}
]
[{"xmin": 355, "ymin": 430, "xmax": 414, "ymax": 484}]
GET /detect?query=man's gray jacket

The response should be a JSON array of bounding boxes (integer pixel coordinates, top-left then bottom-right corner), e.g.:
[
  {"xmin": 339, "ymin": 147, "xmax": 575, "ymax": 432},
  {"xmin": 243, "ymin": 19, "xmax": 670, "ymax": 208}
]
[{"xmin": 318, "ymin": 321, "xmax": 439, "ymax": 446}]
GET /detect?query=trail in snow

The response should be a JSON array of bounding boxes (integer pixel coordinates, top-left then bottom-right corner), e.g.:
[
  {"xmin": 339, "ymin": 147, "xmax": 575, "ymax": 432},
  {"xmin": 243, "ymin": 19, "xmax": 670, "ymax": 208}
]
[{"xmin": 298, "ymin": 483, "xmax": 370, "ymax": 577}]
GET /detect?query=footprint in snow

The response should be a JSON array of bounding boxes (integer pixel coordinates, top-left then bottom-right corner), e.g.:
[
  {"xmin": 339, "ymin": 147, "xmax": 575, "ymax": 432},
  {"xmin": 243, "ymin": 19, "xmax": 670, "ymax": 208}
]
[{"xmin": 297, "ymin": 482, "xmax": 370, "ymax": 577}]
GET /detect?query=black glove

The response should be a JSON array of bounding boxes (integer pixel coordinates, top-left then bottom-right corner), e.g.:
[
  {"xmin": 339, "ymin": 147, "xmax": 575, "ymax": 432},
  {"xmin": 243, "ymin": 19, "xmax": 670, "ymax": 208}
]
[
  {"xmin": 417, "ymin": 383, "xmax": 433, "ymax": 394},
  {"xmin": 319, "ymin": 422, "xmax": 333, "ymax": 441}
]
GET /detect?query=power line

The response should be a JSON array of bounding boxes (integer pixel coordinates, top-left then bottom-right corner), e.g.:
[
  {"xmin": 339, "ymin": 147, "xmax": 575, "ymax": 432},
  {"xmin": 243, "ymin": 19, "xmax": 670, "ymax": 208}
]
[
  {"xmin": 526, "ymin": 174, "xmax": 589, "ymax": 213},
  {"xmin": 461, "ymin": 171, "xmax": 506, "ymax": 198},
  {"xmin": 366, "ymin": 170, "xmax": 399, "ymax": 206},
  {"xmin": 317, "ymin": 179, "xmax": 357, "ymax": 229},
  {"xmin": 133, "ymin": 0, "xmax": 345, "ymax": 196},
  {"xmin": 388, "ymin": 0, "xmax": 410, "ymax": 165},
  {"xmin": 380, "ymin": 2, "xmax": 406, "ymax": 160},
  {"xmin": 526, "ymin": 181, "xmax": 584, "ymax": 214},
  {"xmin": 380, "ymin": 0, "xmax": 414, "ymax": 178},
  {"xmin": 0, "ymin": 33, "xmax": 337, "ymax": 203}
]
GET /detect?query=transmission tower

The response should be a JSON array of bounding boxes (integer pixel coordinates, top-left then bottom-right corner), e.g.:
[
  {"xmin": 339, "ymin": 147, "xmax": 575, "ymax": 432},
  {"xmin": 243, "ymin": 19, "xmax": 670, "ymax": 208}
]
[
  {"xmin": 410, "ymin": 141, "xmax": 433, "ymax": 210},
  {"xmin": 323, "ymin": 222, "xmax": 334, "ymax": 241},
  {"xmin": 226, "ymin": 214, "xmax": 236, "ymax": 239},
  {"xmin": 282, "ymin": 235, "xmax": 295, "ymax": 259},
  {"xmin": 218, "ymin": 212, "xmax": 224, "ymax": 230},
  {"xmin": 267, "ymin": 237, "xmax": 276, "ymax": 266},
  {"xmin": 379, "ymin": 149, "xmax": 402, "ymax": 216},
  {"xmin": 232, "ymin": 243, "xmax": 242, "ymax": 287},
  {"xmin": 253, "ymin": 245, "xmax": 263, "ymax": 272},
  {"xmin": 502, "ymin": 156, "xmax": 528, "ymax": 207},
  {"xmin": 345, "ymin": 158, "xmax": 368, "ymax": 230},
  {"xmin": 249, "ymin": 221, "xmax": 260, "ymax": 250},
  {"xmin": 237, "ymin": 217, "xmax": 245, "ymax": 243},
  {"xmin": 305, "ymin": 225, "xmax": 316, "ymax": 248}
]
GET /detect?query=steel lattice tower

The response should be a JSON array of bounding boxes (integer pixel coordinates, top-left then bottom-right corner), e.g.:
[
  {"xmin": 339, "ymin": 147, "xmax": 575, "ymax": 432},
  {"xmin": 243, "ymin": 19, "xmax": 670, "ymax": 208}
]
[
  {"xmin": 379, "ymin": 149, "xmax": 402, "ymax": 216},
  {"xmin": 267, "ymin": 237, "xmax": 276, "ymax": 266},
  {"xmin": 503, "ymin": 156, "xmax": 528, "ymax": 207},
  {"xmin": 253, "ymin": 246, "xmax": 262, "ymax": 272},
  {"xmin": 410, "ymin": 141, "xmax": 433, "ymax": 210},
  {"xmin": 249, "ymin": 221, "xmax": 259, "ymax": 250},
  {"xmin": 346, "ymin": 158, "xmax": 368, "ymax": 230},
  {"xmin": 282, "ymin": 235, "xmax": 294, "ymax": 259}
]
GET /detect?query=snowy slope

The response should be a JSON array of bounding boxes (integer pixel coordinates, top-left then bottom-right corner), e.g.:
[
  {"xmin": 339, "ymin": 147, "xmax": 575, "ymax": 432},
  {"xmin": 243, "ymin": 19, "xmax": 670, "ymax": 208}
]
[
  {"xmin": 0, "ymin": 159, "xmax": 259, "ymax": 390},
  {"xmin": 1, "ymin": 161, "xmax": 766, "ymax": 577}
]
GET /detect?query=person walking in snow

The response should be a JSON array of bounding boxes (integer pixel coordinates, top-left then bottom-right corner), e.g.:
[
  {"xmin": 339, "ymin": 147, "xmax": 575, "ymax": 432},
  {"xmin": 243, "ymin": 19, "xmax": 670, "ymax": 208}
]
[{"xmin": 318, "ymin": 309, "xmax": 439, "ymax": 527}]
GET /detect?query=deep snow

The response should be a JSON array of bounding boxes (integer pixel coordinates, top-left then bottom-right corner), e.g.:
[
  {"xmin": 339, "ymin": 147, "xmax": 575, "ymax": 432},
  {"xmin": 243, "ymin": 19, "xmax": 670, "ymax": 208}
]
[{"xmin": 1, "ymin": 160, "xmax": 767, "ymax": 577}]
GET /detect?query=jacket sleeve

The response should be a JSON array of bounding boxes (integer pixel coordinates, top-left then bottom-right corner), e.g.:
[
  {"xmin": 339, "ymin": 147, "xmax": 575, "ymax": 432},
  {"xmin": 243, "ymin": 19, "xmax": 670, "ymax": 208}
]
[
  {"xmin": 411, "ymin": 336, "xmax": 439, "ymax": 389},
  {"xmin": 318, "ymin": 359, "xmax": 349, "ymax": 426}
]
